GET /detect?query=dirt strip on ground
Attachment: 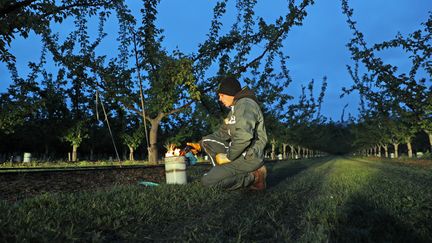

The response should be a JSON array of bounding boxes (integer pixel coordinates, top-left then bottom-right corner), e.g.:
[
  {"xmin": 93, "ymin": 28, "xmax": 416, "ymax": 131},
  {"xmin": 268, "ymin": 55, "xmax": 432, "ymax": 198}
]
[{"xmin": 0, "ymin": 167, "xmax": 168, "ymax": 203}]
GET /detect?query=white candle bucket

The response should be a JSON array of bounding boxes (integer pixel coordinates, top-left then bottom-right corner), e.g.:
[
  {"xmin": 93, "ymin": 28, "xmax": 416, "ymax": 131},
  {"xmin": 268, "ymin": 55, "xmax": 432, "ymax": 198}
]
[
  {"xmin": 164, "ymin": 156, "xmax": 187, "ymax": 184},
  {"xmin": 23, "ymin": 153, "xmax": 32, "ymax": 163}
]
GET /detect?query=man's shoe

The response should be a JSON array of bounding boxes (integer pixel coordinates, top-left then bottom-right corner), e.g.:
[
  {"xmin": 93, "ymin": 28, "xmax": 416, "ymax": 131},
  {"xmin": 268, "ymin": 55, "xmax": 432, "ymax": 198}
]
[{"xmin": 249, "ymin": 165, "xmax": 267, "ymax": 191}]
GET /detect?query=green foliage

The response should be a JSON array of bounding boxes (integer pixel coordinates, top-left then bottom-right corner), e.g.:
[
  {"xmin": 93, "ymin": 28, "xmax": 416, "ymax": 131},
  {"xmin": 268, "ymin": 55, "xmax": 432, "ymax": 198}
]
[
  {"xmin": 0, "ymin": 63, "xmax": 43, "ymax": 135},
  {"xmin": 1, "ymin": 0, "xmax": 327, "ymax": 160},
  {"xmin": 421, "ymin": 151, "xmax": 432, "ymax": 160},
  {"xmin": 63, "ymin": 122, "xmax": 89, "ymax": 147},
  {"xmin": 120, "ymin": 127, "xmax": 144, "ymax": 150},
  {"xmin": 0, "ymin": 0, "xmax": 123, "ymax": 63},
  {"xmin": 0, "ymin": 160, "xmax": 156, "ymax": 170},
  {"xmin": 342, "ymin": 0, "xmax": 432, "ymax": 151},
  {"xmin": 276, "ymin": 77, "xmax": 329, "ymax": 153},
  {"xmin": 0, "ymin": 96, "xmax": 27, "ymax": 135},
  {"xmin": 145, "ymin": 56, "xmax": 199, "ymax": 115}
]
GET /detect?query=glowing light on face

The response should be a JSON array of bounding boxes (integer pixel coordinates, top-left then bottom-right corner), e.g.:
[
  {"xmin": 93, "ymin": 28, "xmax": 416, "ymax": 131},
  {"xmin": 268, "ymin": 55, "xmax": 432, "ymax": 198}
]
[{"xmin": 218, "ymin": 93, "xmax": 234, "ymax": 107}]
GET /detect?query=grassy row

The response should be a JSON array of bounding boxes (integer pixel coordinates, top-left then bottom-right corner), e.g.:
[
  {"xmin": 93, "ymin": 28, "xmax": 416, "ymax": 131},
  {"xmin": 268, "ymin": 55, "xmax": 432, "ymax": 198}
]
[
  {"xmin": 0, "ymin": 157, "xmax": 431, "ymax": 242},
  {"xmin": 0, "ymin": 160, "xmax": 156, "ymax": 169},
  {"xmin": 0, "ymin": 159, "xmax": 210, "ymax": 172},
  {"xmin": 300, "ymin": 157, "xmax": 432, "ymax": 242}
]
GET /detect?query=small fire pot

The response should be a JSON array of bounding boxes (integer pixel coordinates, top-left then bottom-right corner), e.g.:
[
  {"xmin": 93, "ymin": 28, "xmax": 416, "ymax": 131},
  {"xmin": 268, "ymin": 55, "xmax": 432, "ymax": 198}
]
[{"xmin": 164, "ymin": 156, "xmax": 187, "ymax": 184}]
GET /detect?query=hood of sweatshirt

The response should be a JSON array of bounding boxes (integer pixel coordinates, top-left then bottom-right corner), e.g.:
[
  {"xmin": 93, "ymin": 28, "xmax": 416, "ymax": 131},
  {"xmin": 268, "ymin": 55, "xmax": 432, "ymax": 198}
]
[{"xmin": 233, "ymin": 87, "xmax": 259, "ymax": 104}]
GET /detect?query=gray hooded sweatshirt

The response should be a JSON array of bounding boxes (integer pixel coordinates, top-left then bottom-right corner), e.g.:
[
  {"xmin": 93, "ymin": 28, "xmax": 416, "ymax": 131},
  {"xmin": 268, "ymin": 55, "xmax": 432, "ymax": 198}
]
[{"xmin": 211, "ymin": 87, "xmax": 268, "ymax": 162}]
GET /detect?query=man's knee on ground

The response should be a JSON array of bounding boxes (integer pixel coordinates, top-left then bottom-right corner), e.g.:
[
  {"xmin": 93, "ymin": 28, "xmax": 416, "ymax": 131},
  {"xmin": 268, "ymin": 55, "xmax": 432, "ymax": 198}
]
[{"xmin": 201, "ymin": 174, "xmax": 218, "ymax": 187}]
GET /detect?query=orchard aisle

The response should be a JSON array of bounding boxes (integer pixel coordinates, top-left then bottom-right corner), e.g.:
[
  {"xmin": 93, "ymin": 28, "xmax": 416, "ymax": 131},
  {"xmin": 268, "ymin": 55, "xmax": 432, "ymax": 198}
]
[{"xmin": 0, "ymin": 157, "xmax": 430, "ymax": 241}]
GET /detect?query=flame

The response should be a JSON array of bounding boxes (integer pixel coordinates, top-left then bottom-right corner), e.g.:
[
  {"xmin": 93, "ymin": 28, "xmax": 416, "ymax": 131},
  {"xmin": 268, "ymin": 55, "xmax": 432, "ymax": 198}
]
[{"xmin": 165, "ymin": 144, "xmax": 181, "ymax": 157}]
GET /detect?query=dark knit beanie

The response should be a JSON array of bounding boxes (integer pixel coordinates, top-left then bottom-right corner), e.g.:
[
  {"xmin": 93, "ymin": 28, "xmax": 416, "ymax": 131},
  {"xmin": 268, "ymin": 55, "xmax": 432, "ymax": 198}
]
[{"xmin": 217, "ymin": 76, "xmax": 241, "ymax": 96}]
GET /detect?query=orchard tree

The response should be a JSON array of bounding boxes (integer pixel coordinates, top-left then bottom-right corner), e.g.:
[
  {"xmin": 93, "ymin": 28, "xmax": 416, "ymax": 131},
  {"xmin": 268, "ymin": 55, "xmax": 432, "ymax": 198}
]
[
  {"xmin": 121, "ymin": 127, "xmax": 144, "ymax": 161},
  {"xmin": 0, "ymin": 45, "xmax": 44, "ymax": 135},
  {"xmin": 346, "ymin": 64, "xmax": 420, "ymax": 158},
  {"xmin": 419, "ymin": 106, "xmax": 432, "ymax": 152},
  {"xmin": 39, "ymin": 4, "xmax": 132, "ymax": 160},
  {"xmin": 35, "ymin": 69, "xmax": 71, "ymax": 158},
  {"xmin": 282, "ymin": 77, "xmax": 328, "ymax": 155},
  {"xmin": 0, "ymin": 87, "xmax": 34, "ymax": 135},
  {"xmin": 2, "ymin": 0, "xmax": 316, "ymax": 162},
  {"xmin": 64, "ymin": 121, "xmax": 88, "ymax": 161},
  {"xmin": 0, "ymin": 40, "xmax": 71, "ymax": 157},
  {"xmin": 0, "ymin": 0, "xmax": 123, "ymax": 64},
  {"xmin": 110, "ymin": 0, "xmax": 316, "ymax": 163},
  {"xmin": 342, "ymin": 0, "xmax": 432, "ymax": 153}
]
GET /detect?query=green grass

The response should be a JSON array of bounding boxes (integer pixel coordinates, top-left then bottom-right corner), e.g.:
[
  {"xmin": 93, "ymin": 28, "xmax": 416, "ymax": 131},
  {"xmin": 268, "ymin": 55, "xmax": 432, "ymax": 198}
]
[
  {"xmin": 0, "ymin": 159, "xmax": 209, "ymax": 172},
  {"xmin": 0, "ymin": 160, "xmax": 156, "ymax": 169},
  {"xmin": 0, "ymin": 157, "xmax": 431, "ymax": 242}
]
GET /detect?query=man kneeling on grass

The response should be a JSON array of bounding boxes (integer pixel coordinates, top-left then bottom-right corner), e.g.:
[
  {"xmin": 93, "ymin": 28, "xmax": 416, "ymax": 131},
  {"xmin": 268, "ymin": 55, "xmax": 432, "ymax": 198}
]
[{"xmin": 189, "ymin": 76, "xmax": 268, "ymax": 191}]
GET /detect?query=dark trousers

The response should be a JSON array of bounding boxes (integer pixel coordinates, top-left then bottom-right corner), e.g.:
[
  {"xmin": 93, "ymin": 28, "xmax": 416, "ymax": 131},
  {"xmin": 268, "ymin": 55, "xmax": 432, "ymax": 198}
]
[{"xmin": 201, "ymin": 135, "xmax": 263, "ymax": 190}]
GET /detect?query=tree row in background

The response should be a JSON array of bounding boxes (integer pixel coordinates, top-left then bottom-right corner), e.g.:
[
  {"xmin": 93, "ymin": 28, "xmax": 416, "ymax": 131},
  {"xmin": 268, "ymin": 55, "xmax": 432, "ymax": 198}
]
[
  {"xmin": 0, "ymin": 0, "xmax": 317, "ymax": 162},
  {"xmin": 0, "ymin": 0, "xmax": 430, "ymax": 162},
  {"xmin": 341, "ymin": 0, "xmax": 431, "ymax": 159}
]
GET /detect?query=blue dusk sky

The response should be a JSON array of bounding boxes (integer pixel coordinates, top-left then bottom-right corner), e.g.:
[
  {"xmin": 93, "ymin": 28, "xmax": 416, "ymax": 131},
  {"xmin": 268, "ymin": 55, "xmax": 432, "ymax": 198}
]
[{"xmin": 0, "ymin": 0, "xmax": 430, "ymax": 121}]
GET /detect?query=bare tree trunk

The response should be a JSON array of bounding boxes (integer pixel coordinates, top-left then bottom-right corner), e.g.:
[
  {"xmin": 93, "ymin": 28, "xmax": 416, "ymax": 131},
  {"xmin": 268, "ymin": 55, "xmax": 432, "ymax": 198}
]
[
  {"xmin": 90, "ymin": 148, "xmax": 94, "ymax": 161},
  {"xmin": 72, "ymin": 144, "xmax": 78, "ymax": 162},
  {"xmin": 290, "ymin": 145, "xmax": 295, "ymax": 159},
  {"xmin": 123, "ymin": 149, "xmax": 127, "ymax": 161},
  {"xmin": 129, "ymin": 146, "xmax": 135, "ymax": 161},
  {"xmin": 383, "ymin": 144, "xmax": 388, "ymax": 158},
  {"xmin": 271, "ymin": 140, "xmax": 276, "ymax": 160},
  {"xmin": 149, "ymin": 122, "xmax": 159, "ymax": 163},
  {"xmin": 406, "ymin": 140, "xmax": 413, "ymax": 158},
  {"xmin": 426, "ymin": 130, "xmax": 432, "ymax": 152},
  {"xmin": 298, "ymin": 146, "xmax": 301, "ymax": 158},
  {"xmin": 393, "ymin": 143, "xmax": 399, "ymax": 158},
  {"xmin": 43, "ymin": 144, "xmax": 49, "ymax": 161},
  {"xmin": 145, "ymin": 114, "xmax": 166, "ymax": 164},
  {"xmin": 377, "ymin": 145, "xmax": 381, "ymax": 157},
  {"xmin": 282, "ymin": 143, "xmax": 288, "ymax": 159}
]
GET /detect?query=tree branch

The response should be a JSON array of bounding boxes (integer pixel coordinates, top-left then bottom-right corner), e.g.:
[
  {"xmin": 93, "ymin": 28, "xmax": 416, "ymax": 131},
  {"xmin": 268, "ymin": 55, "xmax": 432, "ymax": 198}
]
[
  {"xmin": 236, "ymin": 3, "xmax": 308, "ymax": 75},
  {"xmin": 166, "ymin": 100, "xmax": 194, "ymax": 116},
  {"xmin": 39, "ymin": 1, "xmax": 115, "ymax": 19},
  {"xmin": 0, "ymin": 0, "xmax": 37, "ymax": 16}
]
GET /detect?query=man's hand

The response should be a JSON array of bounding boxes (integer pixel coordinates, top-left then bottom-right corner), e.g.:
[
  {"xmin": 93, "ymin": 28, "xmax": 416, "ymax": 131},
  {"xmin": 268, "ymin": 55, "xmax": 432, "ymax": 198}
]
[{"xmin": 215, "ymin": 153, "xmax": 231, "ymax": 165}]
